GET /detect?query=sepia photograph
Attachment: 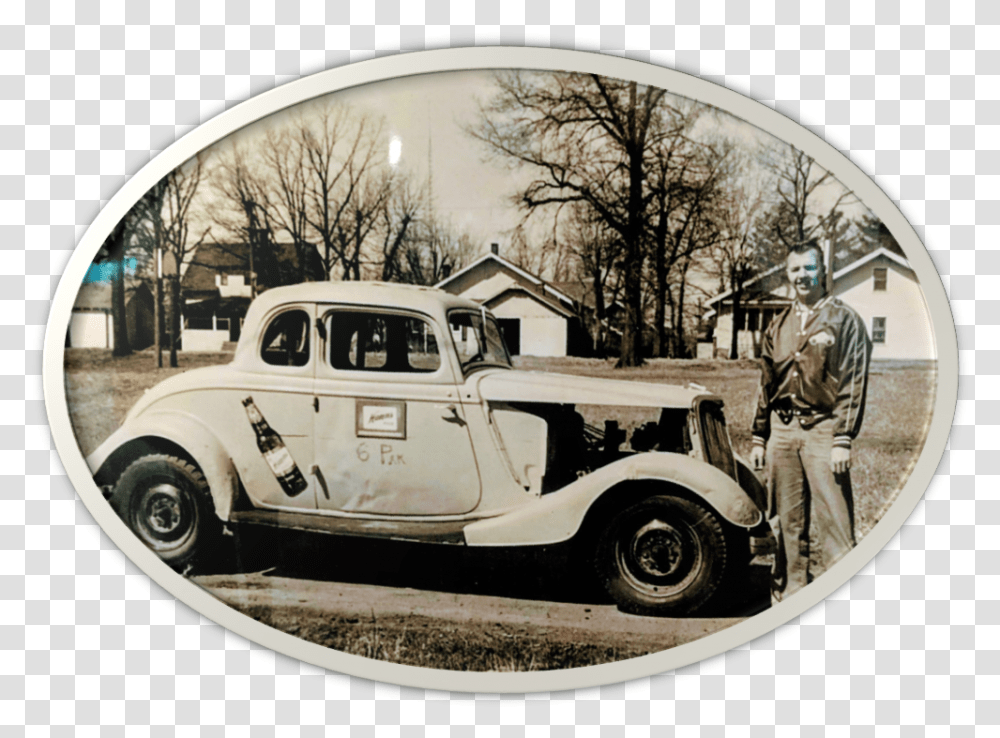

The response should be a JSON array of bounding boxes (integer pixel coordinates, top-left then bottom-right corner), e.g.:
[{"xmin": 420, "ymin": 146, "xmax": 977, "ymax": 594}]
[{"xmin": 58, "ymin": 64, "xmax": 940, "ymax": 674}]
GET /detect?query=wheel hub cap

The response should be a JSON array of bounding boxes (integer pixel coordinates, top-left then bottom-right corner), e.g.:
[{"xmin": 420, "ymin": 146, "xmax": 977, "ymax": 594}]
[
  {"xmin": 144, "ymin": 485, "xmax": 183, "ymax": 535},
  {"xmin": 631, "ymin": 519, "xmax": 684, "ymax": 578}
]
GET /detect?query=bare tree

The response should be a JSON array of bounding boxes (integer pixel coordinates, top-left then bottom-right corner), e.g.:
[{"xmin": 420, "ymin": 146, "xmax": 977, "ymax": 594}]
[
  {"xmin": 210, "ymin": 142, "xmax": 273, "ymax": 295},
  {"xmin": 396, "ymin": 215, "xmax": 476, "ymax": 286},
  {"xmin": 761, "ymin": 143, "xmax": 853, "ymax": 251},
  {"xmin": 565, "ymin": 205, "xmax": 623, "ymax": 356},
  {"xmin": 294, "ymin": 102, "xmax": 389, "ymax": 280},
  {"xmin": 158, "ymin": 153, "xmax": 211, "ymax": 367},
  {"xmin": 101, "ymin": 221, "xmax": 131, "ymax": 357},
  {"xmin": 259, "ymin": 126, "xmax": 315, "ymax": 282},
  {"xmin": 127, "ymin": 180, "xmax": 168, "ymax": 365},
  {"xmin": 336, "ymin": 166, "xmax": 395, "ymax": 281},
  {"xmin": 379, "ymin": 180, "xmax": 422, "ymax": 282},
  {"xmin": 706, "ymin": 158, "xmax": 769, "ymax": 360},
  {"xmin": 471, "ymin": 71, "xmax": 668, "ymax": 367},
  {"xmin": 643, "ymin": 103, "xmax": 725, "ymax": 357}
]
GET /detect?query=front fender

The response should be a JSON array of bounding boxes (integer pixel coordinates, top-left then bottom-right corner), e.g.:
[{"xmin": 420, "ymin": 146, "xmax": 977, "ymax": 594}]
[
  {"xmin": 87, "ymin": 410, "xmax": 240, "ymax": 522},
  {"xmin": 463, "ymin": 453, "xmax": 764, "ymax": 547}
]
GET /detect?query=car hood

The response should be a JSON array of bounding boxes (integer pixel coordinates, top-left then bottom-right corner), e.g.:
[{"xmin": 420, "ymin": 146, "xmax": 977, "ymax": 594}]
[{"xmin": 474, "ymin": 369, "xmax": 717, "ymax": 408}]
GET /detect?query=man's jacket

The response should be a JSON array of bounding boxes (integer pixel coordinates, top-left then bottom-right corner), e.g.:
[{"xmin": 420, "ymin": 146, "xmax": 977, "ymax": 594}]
[{"xmin": 752, "ymin": 296, "xmax": 873, "ymax": 449}]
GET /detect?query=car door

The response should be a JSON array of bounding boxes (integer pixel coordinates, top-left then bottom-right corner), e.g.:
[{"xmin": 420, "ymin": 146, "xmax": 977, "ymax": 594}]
[
  {"xmin": 228, "ymin": 303, "xmax": 318, "ymax": 511},
  {"xmin": 312, "ymin": 306, "xmax": 482, "ymax": 516}
]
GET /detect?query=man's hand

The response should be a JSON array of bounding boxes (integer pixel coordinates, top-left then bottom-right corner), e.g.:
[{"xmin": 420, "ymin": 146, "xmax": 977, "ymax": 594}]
[
  {"xmin": 750, "ymin": 445, "xmax": 766, "ymax": 472},
  {"xmin": 831, "ymin": 446, "xmax": 851, "ymax": 475}
]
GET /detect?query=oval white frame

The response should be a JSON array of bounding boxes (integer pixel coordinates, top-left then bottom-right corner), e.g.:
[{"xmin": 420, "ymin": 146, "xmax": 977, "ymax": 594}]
[{"xmin": 44, "ymin": 47, "xmax": 958, "ymax": 692}]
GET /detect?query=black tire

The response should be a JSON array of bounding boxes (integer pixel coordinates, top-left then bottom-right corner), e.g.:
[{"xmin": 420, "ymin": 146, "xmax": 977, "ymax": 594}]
[
  {"xmin": 111, "ymin": 454, "xmax": 219, "ymax": 571},
  {"xmin": 595, "ymin": 494, "xmax": 730, "ymax": 617}
]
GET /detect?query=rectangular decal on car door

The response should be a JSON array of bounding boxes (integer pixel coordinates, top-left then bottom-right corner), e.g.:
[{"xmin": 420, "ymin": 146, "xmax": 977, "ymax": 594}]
[{"xmin": 355, "ymin": 399, "xmax": 407, "ymax": 439}]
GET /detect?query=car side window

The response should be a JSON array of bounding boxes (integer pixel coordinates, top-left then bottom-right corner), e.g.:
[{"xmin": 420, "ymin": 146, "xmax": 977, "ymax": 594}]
[
  {"xmin": 327, "ymin": 311, "xmax": 440, "ymax": 373},
  {"xmin": 260, "ymin": 310, "xmax": 311, "ymax": 367}
]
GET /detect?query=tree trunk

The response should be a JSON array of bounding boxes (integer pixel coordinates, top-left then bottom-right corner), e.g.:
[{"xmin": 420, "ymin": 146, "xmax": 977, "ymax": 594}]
[
  {"xmin": 617, "ymin": 125, "xmax": 646, "ymax": 367},
  {"xmin": 154, "ymin": 266, "xmax": 162, "ymax": 368},
  {"xmin": 674, "ymin": 260, "xmax": 689, "ymax": 358},
  {"xmin": 729, "ymin": 286, "xmax": 742, "ymax": 361},
  {"xmin": 663, "ymin": 281, "xmax": 676, "ymax": 358},
  {"xmin": 652, "ymin": 244, "xmax": 668, "ymax": 358},
  {"xmin": 109, "ymin": 225, "xmax": 131, "ymax": 357},
  {"xmin": 169, "ymin": 274, "xmax": 179, "ymax": 368},
  {"xmin": 590, "ymin": 271, "xmax": 607, "ymax": 357}
]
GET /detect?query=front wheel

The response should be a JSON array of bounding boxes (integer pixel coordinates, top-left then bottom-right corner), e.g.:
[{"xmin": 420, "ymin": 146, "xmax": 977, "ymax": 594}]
[
  {"xmin": 112, "ymin": 454, "xmax": 219, "ymax": 571},
  {"xmin": 595, "ymin": 494, "xmax": 731, "ymax": 617}
]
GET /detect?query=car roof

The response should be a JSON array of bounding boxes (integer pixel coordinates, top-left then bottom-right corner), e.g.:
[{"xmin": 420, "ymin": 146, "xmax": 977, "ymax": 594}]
[
  {"xmin": 247, "ymin": 281, "xmax": 482, "ymax": 316},
  {"xmin": 232, "ymin": 281, "xmax": 486, "ymax": 368}
]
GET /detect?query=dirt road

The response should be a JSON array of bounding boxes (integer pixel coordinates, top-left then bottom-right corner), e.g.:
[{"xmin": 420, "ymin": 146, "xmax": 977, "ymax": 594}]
[
  {"xmin": 199, "ymin": 571, "xmax": 744, "ymax": 645},
  {"xmin": 188, "ymin": 532, "xmax": 770, "ymax": 671}
]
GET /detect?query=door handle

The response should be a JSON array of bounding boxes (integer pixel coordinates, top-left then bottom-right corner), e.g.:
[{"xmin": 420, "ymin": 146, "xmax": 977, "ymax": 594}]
[
  {"xmin": 441, "ymin": 404, "xmax": 467, "ymax": 427},
  {"xmin": 311, "ymin": 465, "xmax": 330, "ymax": 500}
]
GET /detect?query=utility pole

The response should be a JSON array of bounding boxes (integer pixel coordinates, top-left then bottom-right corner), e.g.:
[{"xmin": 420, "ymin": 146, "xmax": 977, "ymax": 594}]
[
  {"xmin": 154, "ymin": 245, "xmax": 162, "ymax": 368},
  {"xmin": 241, "ymin": 196, "xmax": 260, "ymax": 298}
]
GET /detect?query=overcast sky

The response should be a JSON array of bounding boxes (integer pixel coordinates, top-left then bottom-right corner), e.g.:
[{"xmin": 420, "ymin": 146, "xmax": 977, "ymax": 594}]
[{"xmin": 220, "ymin": 69, "xmax": 525, "ymax": 249}]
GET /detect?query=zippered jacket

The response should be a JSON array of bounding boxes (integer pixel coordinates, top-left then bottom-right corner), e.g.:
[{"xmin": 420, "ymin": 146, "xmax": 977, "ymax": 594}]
[{"xmin": 752, "ymin": 296, "xmax": 873, "ymax": 449}]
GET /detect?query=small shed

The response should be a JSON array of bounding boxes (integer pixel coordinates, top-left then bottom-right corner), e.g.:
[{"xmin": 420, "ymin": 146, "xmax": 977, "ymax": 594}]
[{"xmin": 68, "ymin": 279, "xmax": 155, "ymax": 350}]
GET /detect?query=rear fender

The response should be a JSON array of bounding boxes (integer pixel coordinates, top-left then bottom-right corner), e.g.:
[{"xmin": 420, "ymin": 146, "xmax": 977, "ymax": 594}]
[
  {"xmin": 463, "ymin": 452, "xmax": 764, "ymax": 547},
  {"xmin": 87, "ymin": 411, "xmax": 240, "ymax": 522}
]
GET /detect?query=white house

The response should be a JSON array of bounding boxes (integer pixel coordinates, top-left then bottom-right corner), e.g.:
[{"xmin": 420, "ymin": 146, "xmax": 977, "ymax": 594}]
[
  {"xmin": 435, "ymin": 247, "xmax": 586, "ymax": 357},
  {"xmin": 68, "ymin": 280, "xmax": 155, "ymax": 350},
  {"xmin": 703, "ymin": 247, "xmax": 935, "ymax": 361}
]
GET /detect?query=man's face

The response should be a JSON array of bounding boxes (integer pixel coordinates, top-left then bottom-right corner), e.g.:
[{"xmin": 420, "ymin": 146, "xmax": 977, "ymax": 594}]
[{"xmin": 786, "ymin": 248, "xmax": 825, "ymax": 303}]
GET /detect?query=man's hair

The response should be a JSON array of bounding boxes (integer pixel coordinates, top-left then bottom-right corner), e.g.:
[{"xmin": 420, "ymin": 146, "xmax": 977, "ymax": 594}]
[{"xmin": 787, "ymin": 240, "xmax": 825, "ymax": 272}]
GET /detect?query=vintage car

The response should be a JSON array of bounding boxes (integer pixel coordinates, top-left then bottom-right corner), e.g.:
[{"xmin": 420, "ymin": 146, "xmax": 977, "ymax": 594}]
[{"xmin": 87, "ymin": 282, "xmax": 769, "ymax": 616}]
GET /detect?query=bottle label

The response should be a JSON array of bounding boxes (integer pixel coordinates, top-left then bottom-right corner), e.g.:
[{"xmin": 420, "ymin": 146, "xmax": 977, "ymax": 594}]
[{"xmin": 264, "ymin": 445, "xmax": 297, "ymax": 478}]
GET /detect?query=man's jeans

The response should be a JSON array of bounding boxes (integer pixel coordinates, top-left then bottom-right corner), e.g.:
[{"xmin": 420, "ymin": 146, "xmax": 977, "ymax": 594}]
[{"xmin": 767, "ymin": 412, "xmax": 856, "ymax": 602}]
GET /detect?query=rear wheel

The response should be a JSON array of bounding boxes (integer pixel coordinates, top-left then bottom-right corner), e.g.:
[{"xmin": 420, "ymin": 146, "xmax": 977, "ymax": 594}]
[
  {"xmin": 112, "ymin": 454, "xmax": 219, "ymax": 571},
  {"xmin": 595, "ymin": 494, "xmax": 730, "ymax": 617}
]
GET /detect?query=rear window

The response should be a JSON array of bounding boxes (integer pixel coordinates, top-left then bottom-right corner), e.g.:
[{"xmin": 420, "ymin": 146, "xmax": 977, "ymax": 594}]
[
  {"xmin": 260, "ymin": 310, "xmax": 310, "ymax": 367},
  {"xmin": 326, "ymin": 311, "xmax": 440, "ymax": 373}
]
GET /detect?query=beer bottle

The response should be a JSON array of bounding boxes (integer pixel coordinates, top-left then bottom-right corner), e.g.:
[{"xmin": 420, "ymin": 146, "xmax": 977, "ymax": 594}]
[{"xmin": 242, "ymin": 396, "xmax": 309, "ymax": 497}]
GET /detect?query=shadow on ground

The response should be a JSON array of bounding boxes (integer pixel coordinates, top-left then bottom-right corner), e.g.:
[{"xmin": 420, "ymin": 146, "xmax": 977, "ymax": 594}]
[{"xmin": 208, "ymin": 525, "xmax": 771, "ymax": 618}]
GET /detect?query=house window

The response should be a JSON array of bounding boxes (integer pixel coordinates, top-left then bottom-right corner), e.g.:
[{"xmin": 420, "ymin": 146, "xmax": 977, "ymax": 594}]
[
  {"xmin": 872, "ymin": 317, "xmax": 886, "ymax": 344},
  {"xmin": 873, "ymin": 267, "xmax": 887, "ymax": 291}
]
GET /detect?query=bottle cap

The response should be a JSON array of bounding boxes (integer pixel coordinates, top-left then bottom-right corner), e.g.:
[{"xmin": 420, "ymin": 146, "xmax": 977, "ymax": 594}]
[{"xmin": 242, "ymin": 396, "xmax": 253, "ymax": 406}]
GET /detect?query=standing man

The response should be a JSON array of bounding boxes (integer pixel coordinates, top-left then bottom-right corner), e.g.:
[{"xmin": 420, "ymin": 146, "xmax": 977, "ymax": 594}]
[{"xmin": 749, "ymin": 241, "xmax": 872, "ymax": 602}]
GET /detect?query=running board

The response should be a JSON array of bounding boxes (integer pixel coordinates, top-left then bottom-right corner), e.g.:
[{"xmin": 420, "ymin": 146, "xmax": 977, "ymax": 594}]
[{"xmin": 229, "ymin": 509, "xmax": 468, "ymax": 545}]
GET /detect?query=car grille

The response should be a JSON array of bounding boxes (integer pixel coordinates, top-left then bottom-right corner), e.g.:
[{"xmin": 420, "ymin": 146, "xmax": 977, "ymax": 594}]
[{"xmin": 699, "ymin": 402, "xmax": 737, "ymax": 480}]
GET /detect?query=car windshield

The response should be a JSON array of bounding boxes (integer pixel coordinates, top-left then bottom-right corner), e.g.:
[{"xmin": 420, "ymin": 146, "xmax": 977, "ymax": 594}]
[{"xmin": 448, "ymin": 310, "xmax": 512, "ymax": 372}]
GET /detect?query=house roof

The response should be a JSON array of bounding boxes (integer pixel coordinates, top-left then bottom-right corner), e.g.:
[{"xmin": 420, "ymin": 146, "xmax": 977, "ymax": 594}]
[
  {"xmin": 482, "ymin": 285, "xmax": 576, "ymax": 319},
  {"xmin": 435, "ymin": 252, "xmax": 576, "ymax": 308},
  {"xmin": 182, "ymin": 241, "xmax": 319, "ymax": 294},
  {"xmin": 831, "ymin": 246, "xmax": 910, "ymax": 280},
  {"xmin": 73, "ymin": 279, "xmax": 147, "ymax": 311},
  {"xmin": 182, "ymin": 242, "xmax": 257, "ymax": 293}
]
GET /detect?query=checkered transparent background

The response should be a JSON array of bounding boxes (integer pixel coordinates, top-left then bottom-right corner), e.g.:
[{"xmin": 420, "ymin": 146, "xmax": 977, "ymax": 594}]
[{"xmin": 2, "ymin": 1, "xmax": 996, "ymax": 733}]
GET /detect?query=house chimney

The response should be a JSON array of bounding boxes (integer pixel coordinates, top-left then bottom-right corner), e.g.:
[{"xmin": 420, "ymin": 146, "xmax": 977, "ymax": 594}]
[
  {"xmin": 491, "ymin": 243, "xmax": 499, "ymax": 255},
  {"xmin": 441, "ymin": 264, "xmax": 452, "ymax": 279}
]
